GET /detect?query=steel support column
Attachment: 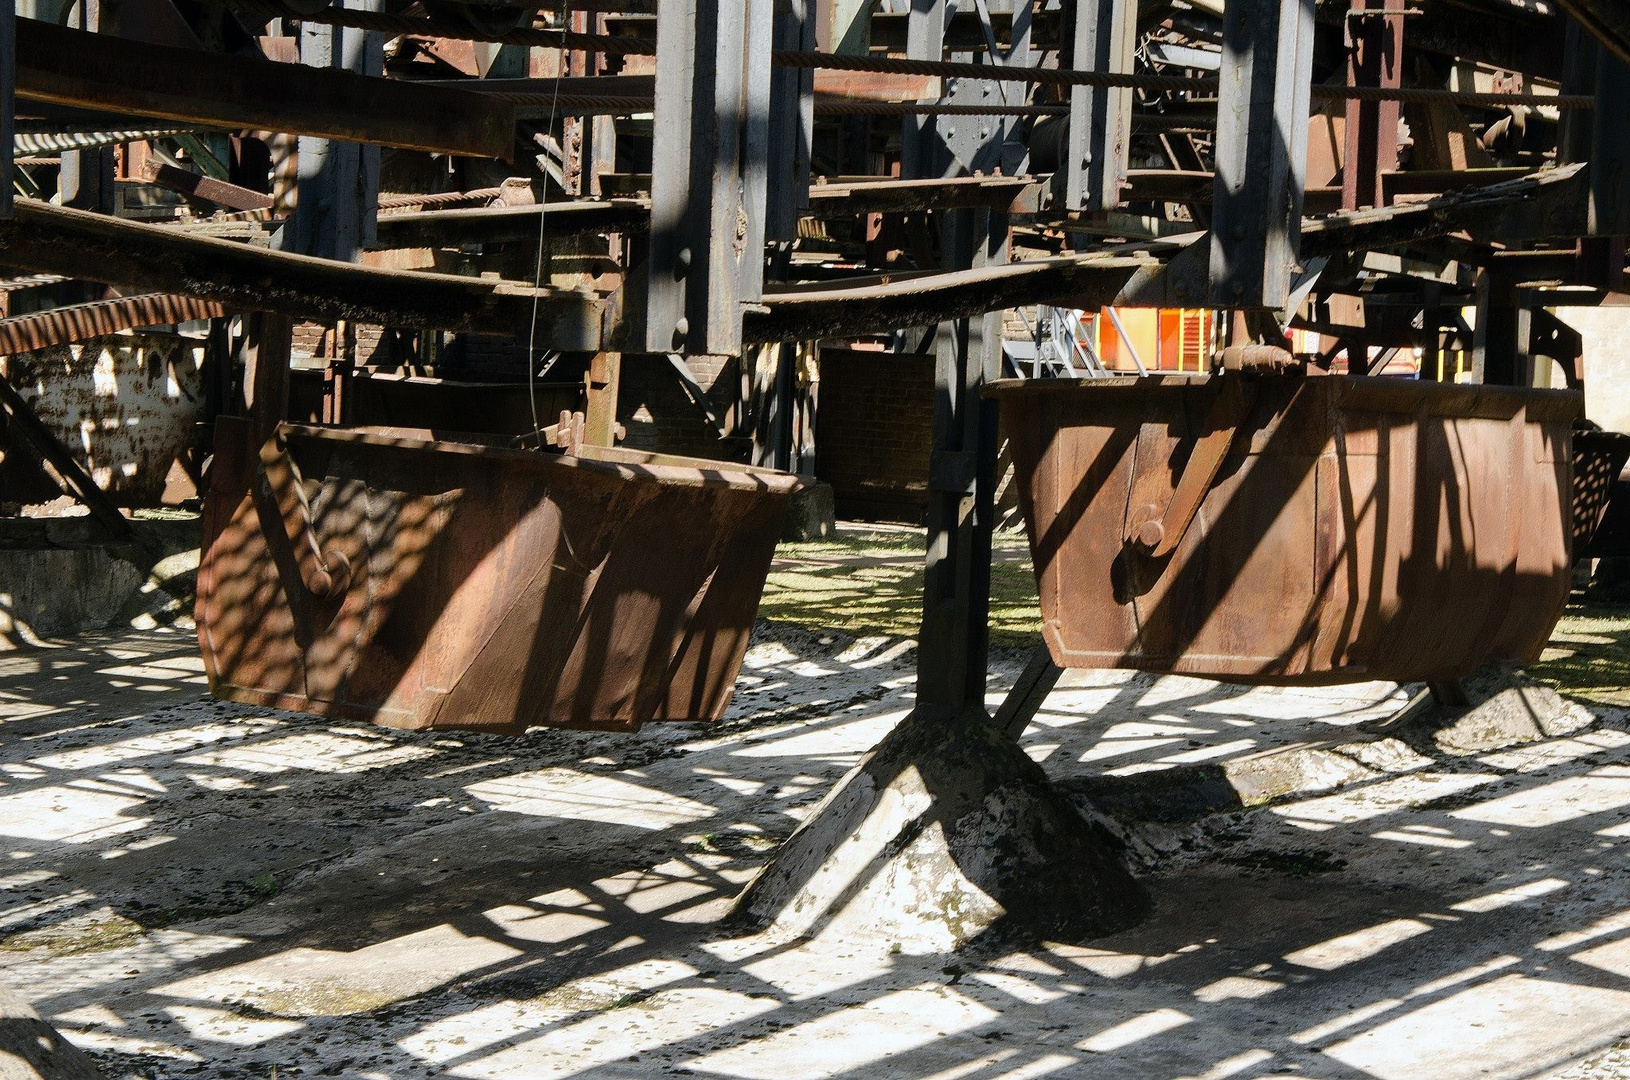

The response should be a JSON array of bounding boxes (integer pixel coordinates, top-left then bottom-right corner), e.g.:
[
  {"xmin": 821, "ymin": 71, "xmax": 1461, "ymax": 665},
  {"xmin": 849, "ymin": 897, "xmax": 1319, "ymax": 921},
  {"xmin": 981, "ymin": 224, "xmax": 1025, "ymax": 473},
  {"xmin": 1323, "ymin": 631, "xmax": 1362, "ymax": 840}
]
[
  {"xmin": 1063, "ymin": 0, "xmax": 1137, "ymax": 213},
  {"xmin": 917, "ymin": 205, "xmax": 1008, "ymax": 717},
  {"xmin": 1589, "ymin": 46, "xmax": 1630, "ymax": 237},
  {"xmin": 0, "ymin": 0, "xmax": 11, "ymax": 221},
  {"xmin": 902, "ymin": 0, "xmax": 949, "ymax": 180},
  {"xmin": 766, "ymin": 0, "xmax": 815, "ymax": 244},
  {"xmin": 645, "ymin": 0, "xmax": 773, "ymax": 357},
  {"xmin": 1208, "ymin": 0, "xmax": 1316, "ymax": 310},
  {"xmin": 1341, "ymin": 0, "xmax": 1404, "ymax": 211},
  {"xmin": 282, "ymin": 0, "xmax": 382, "ymax": 261}
]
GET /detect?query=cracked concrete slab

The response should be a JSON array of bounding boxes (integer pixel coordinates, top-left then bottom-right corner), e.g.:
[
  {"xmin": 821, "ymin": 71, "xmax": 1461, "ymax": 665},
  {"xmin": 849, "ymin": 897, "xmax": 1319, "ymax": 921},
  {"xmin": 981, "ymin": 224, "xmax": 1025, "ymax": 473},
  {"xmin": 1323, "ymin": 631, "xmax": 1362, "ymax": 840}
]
[{"xmin": 1, "ymin": 600, "xmax": 1629, "ymax": 1078}]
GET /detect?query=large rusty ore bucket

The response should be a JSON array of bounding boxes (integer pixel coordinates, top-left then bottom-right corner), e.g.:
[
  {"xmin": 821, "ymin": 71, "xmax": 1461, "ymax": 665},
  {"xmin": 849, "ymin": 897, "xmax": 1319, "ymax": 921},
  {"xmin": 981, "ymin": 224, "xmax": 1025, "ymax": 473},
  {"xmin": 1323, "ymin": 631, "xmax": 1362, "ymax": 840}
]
[
  {"xmin": 989, "ymin": 374, "xmax": 1581, "ymax": 685},
  {"xmin": 198, "ymin": 419, "xmax": 807, "ymax": 732}
]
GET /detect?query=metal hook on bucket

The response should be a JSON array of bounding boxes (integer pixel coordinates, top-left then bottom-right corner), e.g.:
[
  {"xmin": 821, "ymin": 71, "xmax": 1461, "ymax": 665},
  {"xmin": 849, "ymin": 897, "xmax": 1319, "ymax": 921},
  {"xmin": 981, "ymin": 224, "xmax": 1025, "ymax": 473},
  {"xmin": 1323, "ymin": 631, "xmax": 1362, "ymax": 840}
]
[
  {"xmin": 1125, "ymin": 371, "xmax": 1263, "ymax": 560},
  {"xmin": 259, "ymin": 429, "xmax": 353, "ymax": 601}
]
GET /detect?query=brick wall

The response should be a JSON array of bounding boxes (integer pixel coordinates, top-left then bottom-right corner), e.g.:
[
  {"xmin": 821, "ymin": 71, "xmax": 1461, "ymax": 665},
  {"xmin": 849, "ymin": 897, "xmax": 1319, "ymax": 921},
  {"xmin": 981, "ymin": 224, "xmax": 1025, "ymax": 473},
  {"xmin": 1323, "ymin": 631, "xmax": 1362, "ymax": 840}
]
[
  {"xmin": 618, "ymin": 353, "xmax": 750, "ymax": 462},
  {"xmin": 814, "ymin": 347, "xmax": 934, "ymax": 523}
]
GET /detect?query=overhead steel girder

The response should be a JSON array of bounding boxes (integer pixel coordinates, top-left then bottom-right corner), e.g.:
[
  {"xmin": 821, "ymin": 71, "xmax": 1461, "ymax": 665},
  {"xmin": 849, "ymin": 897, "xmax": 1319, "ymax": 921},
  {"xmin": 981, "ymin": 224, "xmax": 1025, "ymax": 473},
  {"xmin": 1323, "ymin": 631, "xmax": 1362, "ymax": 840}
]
[
  {"xmin": 1, "ymin": 0, "xmax": 10, "ymax": 221},
  {"xmin": 745, "ymin": 253, "xmax": 1158, "ymax": 343},
  {"xmin": 372, "ymin": 200, "xmax": 651, "ymax": 250},
  {"xmin": 0, "ymin": 200, "xmax": 605, "ymax": 350},
  {"xmin": 14, "ymin": 18, "xmax": 516, "ymax": 159},
  {"xmin": 644, "ymin": 0, "xmax": 773, "ymax": 356},
  {"xmin": 1208, "ymin": 0, "xmax": 1316, "ymax": 309}
]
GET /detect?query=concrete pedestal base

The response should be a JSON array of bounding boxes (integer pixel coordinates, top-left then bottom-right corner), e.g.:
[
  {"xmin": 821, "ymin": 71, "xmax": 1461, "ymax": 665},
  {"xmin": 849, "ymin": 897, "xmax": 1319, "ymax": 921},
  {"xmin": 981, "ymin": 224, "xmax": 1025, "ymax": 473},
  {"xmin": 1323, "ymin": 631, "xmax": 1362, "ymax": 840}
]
[{"xmin": 731, "ymin": 705, "xmax": 1149, "ymax": 954}]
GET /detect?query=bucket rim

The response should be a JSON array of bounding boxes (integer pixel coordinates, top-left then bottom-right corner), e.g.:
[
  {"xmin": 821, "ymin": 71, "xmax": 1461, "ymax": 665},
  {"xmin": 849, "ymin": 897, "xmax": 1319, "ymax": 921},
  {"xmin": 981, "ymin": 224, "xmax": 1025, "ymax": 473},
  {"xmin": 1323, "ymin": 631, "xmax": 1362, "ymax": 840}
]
[
  {"xmin": 274, "ymin": 422, "xmax": 811, "ymax": 495},
  {"xmin": 982, "ymin": 372, "xmax": 1583, "ymax": 419}
]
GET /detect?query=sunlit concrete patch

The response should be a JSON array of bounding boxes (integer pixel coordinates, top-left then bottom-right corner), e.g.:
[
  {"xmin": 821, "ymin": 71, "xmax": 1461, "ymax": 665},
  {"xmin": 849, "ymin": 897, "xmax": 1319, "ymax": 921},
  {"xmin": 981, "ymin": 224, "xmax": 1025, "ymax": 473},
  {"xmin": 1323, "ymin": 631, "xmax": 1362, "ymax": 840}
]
[
  {"xmin": 1283, "ymin": 918, "xmax": 1434, "ymax": 971},
  {"xmin": 1479, "ymin": 729, "xmax": 1630, "ymax": 773},
  {"xmin": 1449, "ymin": 878, "xmax": 1570, "ymax": 913},
  {"xmin": 1272, "ymin": 771, "xmax": 1499, "ymax": 828},
  {"xmin": 1075, "ymin": 1007, "xmax": 1192, "ymax": 1052},
  {"xmin": 450, "ymin": 986, "xmax": 779, "ymax": 1079},
  {"xmin": 688, "ymin": 985, "xmax": 1002, "ymax": 1079},
  {"xmin": 1569, "ymin": 935, "xmax": 1630, "ymax": 980},
  {"xmin": 1371, "ymin": 825, "xmax": 1476, "ymax": 849},
  {"xmin": 726, "ymin": 708, "xmax": 910, "ymax": 759},
  {"xmin": 0, "ymin": 783, "xmax": 149, "ymax": 844},
  {"xmin": 1189, "ymin": 682, "xmax": 1402, "ymax": 724},
  {"xmin": 465, "ymin": 771, "xmax": 717, "ymax": 829},
  {"xmin": 482, "ymin": 897, "xmax": 611, "ymax": 946},
  {"xmin": 591, "ymin": 859, "xmax": 726, "ymax": 918},
  {"xmin": 158, "ymin": 924, "xmax": 523, "ymax": 1017},
  {"xmin": 1451, "ymin": 766, "xmax": 1630, "ymax": 828},
  {"xmin": 29, "ymin": 721, "xmax": 280, "ymax": 772},
  {"xmin": 163, "ymin": 1003, "xmax": 306, "ymax": 1046},
  {"xmin": 1192, "ymin": 976, "xmax": 1282, "ymax": 1003},
  {"xmin": 177, "ymin": 730, "xmax": 438, "ymax": 775},
  {"xmin": 1323, "ymin": 973, "xmax": 1630, "ymax": 1080}
]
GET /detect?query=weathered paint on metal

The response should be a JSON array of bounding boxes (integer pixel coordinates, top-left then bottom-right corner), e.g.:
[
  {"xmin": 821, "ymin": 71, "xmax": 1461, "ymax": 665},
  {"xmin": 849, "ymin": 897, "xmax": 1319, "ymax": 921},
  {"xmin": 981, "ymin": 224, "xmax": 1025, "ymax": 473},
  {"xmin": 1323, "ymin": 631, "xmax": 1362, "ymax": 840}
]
[
  {"xmin": 990, "ymin": 373, "xmax": 1581, "ymax": 685},
  {"xmin": 197, "ymin": 420, "xmax": 806, "ymax": 733},
  {"xmin": 2, "ymin": 335, "xmax": 205, "ymax": 507}
]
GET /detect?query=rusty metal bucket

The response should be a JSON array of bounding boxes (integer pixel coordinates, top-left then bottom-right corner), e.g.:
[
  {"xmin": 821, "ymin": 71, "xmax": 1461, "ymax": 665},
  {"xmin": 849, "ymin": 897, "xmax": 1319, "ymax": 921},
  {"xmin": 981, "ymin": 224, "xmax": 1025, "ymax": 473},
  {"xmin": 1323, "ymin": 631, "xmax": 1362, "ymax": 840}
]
[
  {"xmin": 197, "ymin": 419, "xmax": 806, "ymax": 733},
  {"xmin": 989, "ymin": 373, "xmax": 1581, "ymax": 685}
]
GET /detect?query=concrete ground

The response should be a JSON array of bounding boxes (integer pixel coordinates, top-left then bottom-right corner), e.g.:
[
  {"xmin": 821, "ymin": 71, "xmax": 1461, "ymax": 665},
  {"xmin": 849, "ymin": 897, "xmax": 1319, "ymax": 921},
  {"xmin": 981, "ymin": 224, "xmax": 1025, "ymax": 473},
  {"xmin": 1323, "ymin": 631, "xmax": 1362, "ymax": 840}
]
[{"xmin": 2, "ymin": 534, "xmax": 1630, "ymax": 1078}]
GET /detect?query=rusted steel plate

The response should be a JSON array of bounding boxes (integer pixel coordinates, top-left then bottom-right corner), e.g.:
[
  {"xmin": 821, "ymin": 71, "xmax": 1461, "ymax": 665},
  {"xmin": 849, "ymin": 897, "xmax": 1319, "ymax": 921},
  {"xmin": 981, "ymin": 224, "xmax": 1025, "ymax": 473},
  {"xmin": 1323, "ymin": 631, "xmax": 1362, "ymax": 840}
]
[
  {"xmin": 0, "ymin": 293, "xmax": 230, "ymax": 356},
  {"xmin": 989, "ymin": 374, "xmax": 1581, "ymax": 685},
  {"xmin": 197, "ymin": 420, "xmax": 806, "ymax": 733}
]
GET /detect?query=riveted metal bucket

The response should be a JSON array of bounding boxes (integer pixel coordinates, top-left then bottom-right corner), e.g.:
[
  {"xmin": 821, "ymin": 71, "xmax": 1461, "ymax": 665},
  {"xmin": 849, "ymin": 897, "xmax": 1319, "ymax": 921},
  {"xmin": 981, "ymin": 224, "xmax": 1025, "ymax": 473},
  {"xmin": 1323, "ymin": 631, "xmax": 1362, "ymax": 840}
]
[
  {"xmin": 198, "ymin": 419, "xmax": 806, "ymax": 732},
  {"xmin": 988, "ymin": 373, "xmax": 1581, "ymax": 685}
]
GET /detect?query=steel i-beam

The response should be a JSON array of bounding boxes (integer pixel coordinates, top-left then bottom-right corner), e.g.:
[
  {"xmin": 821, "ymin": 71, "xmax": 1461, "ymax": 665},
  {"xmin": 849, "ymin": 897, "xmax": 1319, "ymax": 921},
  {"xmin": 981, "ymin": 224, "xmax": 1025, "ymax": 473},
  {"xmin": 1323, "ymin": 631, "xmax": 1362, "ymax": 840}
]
[
  {"xmin": 1209, "ymin": 0, "xmax": 1317, "ymax": 309},
  {"xmin": 644, "ymin": 0, "xmax": 773, "ymax": 356},
  {"xmin": 1063, "ymin": 0, "xmax": 1137, "ymax": 213}
]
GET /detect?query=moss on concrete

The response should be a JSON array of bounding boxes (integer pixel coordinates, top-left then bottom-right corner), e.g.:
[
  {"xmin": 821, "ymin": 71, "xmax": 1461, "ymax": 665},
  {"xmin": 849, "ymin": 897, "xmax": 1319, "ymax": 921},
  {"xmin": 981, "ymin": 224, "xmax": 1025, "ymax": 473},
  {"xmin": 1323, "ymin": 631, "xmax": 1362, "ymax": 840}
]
[
  {"xmin": 762, "ymin": 529, "xmax": 1040, "ymax": 648},
  {"xmin": 0, "ymin": 914, "xmax": 144, "ymax": 956},
  {"xmin": 1526, "ymin": 602, "xmax": 1630, "ymax": 706}
]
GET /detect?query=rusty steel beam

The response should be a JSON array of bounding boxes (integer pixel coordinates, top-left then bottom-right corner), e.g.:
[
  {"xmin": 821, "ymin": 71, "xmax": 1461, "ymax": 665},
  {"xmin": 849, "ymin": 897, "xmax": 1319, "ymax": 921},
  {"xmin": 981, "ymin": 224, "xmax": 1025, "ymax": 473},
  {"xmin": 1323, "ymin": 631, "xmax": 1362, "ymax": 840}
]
[
  {"xmin": 372, "ymin": 199, "xmax": 650, "ymax": 249},
  {"xmin": 144, "ymin": 162, "xmax": 274, "ymax": 213},
  {"xmin": 0, "ymin": 293, "xmax": 232, "ymax": 355},
  {"xmin": 0, "ymin": 199, "xmax": 605, "ymax": 349},
  {"xmin": 746, "ymin": 253, "xmax": 1157, "ymax": 343},
  {"xmin": 1300, "ymin": 163, "xmax": 1589, "ymax": 257},
  {"xmin": 806, "ymin": 175, "xmax": 1046, "ymax": 215},
  {"xmin": 1342, "ymin": 0, "xmax": 1405, "ymax": 212},
  {"xmin": 15, "ymin": 19, "xmax": 516, "ymax": 159}
]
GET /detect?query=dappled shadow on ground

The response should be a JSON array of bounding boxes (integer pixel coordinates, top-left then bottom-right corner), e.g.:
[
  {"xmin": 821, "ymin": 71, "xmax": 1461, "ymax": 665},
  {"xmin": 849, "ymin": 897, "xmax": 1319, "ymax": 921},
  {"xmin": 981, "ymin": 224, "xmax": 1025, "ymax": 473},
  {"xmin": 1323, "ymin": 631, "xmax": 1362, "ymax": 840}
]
[{"xmin": 0, "ymin": 606, "xmax": 1629, "ymax": 1078}]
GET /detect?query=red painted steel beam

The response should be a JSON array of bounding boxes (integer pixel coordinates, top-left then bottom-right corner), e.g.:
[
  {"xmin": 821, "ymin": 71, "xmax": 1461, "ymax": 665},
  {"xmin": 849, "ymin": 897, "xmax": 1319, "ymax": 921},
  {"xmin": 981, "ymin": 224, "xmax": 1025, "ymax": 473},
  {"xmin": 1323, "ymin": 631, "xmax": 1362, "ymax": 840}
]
[
  {"xmin": 1342, "ymin": 0, "xmax": 1406, "ymax": 212},
  {"xmin": 14, "ymin": 18, "xmax": 516, "ymax": 159}
]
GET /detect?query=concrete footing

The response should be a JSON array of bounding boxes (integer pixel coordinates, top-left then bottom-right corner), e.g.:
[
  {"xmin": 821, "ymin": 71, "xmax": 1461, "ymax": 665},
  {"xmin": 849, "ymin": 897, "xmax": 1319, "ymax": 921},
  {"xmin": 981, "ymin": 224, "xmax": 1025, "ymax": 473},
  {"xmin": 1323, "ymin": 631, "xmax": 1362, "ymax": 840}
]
[
  {"xmin": 0, "ymin": 988, "xmax": 102, "ymax": 1080},
  {"xmin": 730, "ymin": 705, "xmax": 1149, "ymax": 954},
  {"xmin": 782, "ymin": 480, "xmax": 836, "ymax": 541},
  {"xmin": 0, "ymin": 515, "xmax": 199, "ymax": 645}
]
